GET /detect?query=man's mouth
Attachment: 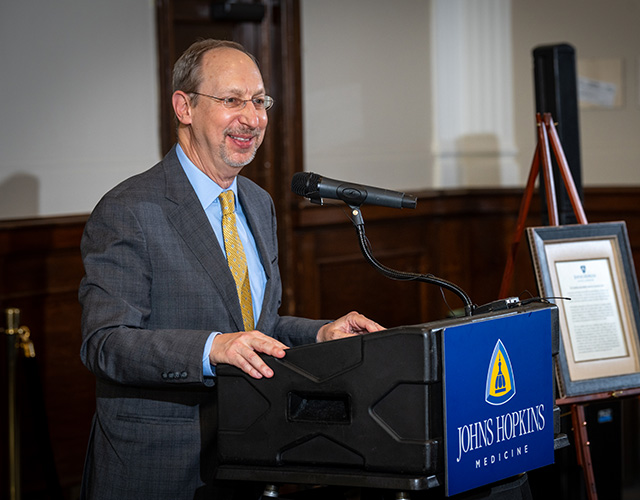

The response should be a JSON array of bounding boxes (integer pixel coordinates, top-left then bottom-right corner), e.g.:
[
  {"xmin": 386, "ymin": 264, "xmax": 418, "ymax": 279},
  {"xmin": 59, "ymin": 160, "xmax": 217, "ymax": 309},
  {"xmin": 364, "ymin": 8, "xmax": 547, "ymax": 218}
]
[
  {"xmin": 229, "ymin": 134, "xmax": 251, "ymax": 142},
  {"xmin": 227, "ymin": 131, "xmax": 257, "ymax": 149}
]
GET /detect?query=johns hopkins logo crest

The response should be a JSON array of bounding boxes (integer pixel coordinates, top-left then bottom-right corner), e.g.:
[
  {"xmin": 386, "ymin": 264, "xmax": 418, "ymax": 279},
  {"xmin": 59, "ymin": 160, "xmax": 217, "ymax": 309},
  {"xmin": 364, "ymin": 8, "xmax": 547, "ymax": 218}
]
[{"xmin": 485, "ymin": 340, "xmax": 516, "ymax": 405}]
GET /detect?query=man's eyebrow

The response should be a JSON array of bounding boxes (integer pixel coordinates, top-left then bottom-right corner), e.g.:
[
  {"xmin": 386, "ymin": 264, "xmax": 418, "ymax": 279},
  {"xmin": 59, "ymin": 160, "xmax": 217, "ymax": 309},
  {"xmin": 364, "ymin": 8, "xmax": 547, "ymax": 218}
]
[{"xmin": 221, "ymin": 87, "xmax": 266, "ymax": 97}]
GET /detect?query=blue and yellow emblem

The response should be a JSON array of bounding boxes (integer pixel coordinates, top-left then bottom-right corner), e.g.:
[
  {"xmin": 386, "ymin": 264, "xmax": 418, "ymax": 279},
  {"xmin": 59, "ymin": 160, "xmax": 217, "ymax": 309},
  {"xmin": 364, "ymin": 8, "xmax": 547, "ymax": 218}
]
[{"xmin": 485, "ymin": 339, "xmax": 516, "ymax": 405}]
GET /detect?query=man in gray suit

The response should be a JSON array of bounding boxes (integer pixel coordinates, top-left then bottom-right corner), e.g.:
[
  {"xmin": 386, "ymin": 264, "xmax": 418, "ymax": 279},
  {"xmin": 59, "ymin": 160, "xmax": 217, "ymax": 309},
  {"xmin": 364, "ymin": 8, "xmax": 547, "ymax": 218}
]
[{"xmin": 79, "ymin": 39, "xmax": 382, "ymax": 499}]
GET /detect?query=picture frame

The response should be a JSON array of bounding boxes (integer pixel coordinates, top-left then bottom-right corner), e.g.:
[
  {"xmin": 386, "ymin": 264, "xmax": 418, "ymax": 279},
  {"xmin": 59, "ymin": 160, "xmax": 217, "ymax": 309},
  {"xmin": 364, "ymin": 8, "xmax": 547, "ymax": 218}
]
[{"xmin": 527, "ymin": 222, "xmax": 640, "ymax": 397}]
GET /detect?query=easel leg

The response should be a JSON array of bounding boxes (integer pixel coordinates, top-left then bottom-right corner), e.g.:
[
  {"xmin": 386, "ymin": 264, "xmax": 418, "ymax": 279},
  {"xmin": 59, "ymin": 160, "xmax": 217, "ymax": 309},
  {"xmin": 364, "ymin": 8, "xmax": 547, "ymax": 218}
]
[
  {"xmin": 499, "ymin": 113, "xmax": 561, "ymax": 297},
  {"xmin": 500, "ymin": 112, "xmax": 598, "ymax": 499},
  {"xmin": 499, "ymin": 113, "xmax": 588, "ymax": 298},
  {"xmin": 537, "ymin": 113, "xmax": 560, "ymax": 226},
  {"xmin": 498, "ymin": 143, "xmax": 540, "ymax": 298},
  {"xmin": 544, "ymin": 115, "xmax": 588, "ymax": 224},
  {"xmin": 571, "ymin": 404, "xmax": 598, "ymax": 500}
]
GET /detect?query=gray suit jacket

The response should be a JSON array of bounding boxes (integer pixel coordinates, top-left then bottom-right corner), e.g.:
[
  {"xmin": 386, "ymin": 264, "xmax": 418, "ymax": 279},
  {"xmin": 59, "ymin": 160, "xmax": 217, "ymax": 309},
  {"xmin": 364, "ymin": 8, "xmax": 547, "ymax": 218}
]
[{"xmin": 79, "ymin": 146, "xmax": 326, "ymax": 499}]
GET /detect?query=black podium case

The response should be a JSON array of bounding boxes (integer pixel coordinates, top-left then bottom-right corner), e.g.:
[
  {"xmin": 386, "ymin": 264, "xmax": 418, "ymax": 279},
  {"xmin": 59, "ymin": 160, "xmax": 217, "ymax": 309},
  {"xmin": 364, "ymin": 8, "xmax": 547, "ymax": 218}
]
[{"xmin": 216, "ymin": 301, "xmax": 564, "ymax": 495}]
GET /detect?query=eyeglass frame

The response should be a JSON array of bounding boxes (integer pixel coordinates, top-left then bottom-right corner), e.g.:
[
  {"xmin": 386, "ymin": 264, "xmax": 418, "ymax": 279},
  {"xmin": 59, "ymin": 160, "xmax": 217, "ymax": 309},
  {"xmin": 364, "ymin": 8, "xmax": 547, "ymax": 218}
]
[{"xmin": 187, "ymin": 91, "xmax": 274, "ymax": 111}]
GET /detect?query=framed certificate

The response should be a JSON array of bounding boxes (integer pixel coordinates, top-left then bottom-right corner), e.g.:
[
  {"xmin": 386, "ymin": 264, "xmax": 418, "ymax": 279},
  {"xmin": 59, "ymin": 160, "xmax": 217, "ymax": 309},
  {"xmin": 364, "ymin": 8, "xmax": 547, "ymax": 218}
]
[{"xmin": 527, "ymin": 222, "xmax": 640, "ymax": 397}]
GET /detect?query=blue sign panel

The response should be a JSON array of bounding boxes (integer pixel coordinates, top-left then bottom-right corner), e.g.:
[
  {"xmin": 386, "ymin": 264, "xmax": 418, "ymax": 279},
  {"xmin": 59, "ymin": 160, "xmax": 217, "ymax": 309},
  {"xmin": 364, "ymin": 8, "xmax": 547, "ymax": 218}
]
[{"xmin": 443, "ymin": 309, "xmax": 554, "ymax": 496}]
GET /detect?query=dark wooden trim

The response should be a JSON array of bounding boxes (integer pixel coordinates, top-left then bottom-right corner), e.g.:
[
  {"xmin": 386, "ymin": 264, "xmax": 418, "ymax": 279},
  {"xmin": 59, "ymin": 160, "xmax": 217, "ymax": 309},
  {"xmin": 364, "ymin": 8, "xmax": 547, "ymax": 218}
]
[
  {"xmin": 155, "ymin": 0, "xmax": 176, "ymax": 156},
  {"xmin": 276, "ymin": 0, "xmax": 305, "ymax": 314},
  {"xmin": 0, "ymin": 214, "xmax": 92, "ymax": 497}
]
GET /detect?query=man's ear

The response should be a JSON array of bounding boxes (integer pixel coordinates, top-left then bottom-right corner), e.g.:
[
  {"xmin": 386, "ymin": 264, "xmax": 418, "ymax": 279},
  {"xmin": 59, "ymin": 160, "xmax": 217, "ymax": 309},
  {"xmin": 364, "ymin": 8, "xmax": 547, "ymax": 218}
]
[{"xmin": 172, "ymin": 91, "xmax": 193, "ymax": 125}]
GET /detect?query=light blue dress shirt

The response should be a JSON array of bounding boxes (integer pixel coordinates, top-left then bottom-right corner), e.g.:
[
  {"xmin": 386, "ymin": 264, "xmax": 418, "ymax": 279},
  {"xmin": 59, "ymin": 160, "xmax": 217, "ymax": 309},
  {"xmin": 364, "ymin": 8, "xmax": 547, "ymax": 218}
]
[{"xmin": 176, "ymin": 144, "xmax": 267, "ymax": 376}]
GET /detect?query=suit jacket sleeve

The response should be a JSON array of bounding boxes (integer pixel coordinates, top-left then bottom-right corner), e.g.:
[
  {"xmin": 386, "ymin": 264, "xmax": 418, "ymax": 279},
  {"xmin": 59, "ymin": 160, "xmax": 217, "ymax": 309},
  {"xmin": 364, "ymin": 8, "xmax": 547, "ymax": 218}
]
[{"xmin": 79, "ymin": 190, "xmax": 216, "ymax": 388}]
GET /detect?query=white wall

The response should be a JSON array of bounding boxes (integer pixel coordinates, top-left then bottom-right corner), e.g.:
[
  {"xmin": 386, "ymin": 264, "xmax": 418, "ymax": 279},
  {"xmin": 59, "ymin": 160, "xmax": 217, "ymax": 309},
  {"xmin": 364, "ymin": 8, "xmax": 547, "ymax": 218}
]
[
  {"xmin": 301, "ymin": 0, "xmax": 432, "ymax": 191},
  {"xmin": 2, "ymin": 0, "xmax": 638, "ymax": 219},
  {"xmin": 0, "ymin": 0, "xmax": 160, "ymax": 219},
  {"xmin": 512, "ymin": 0, "xmax": 640, "ymax": 186},
  {"xmin": 302, "ymin": 0, "xmax": 640, "ymax": 191}
]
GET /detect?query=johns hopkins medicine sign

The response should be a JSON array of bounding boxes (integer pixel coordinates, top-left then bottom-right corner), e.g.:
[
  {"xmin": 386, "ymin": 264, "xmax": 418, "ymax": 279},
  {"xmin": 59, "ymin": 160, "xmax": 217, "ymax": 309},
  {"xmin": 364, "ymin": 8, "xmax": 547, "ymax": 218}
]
[{"xmin": 443, "ymin": 308, "xmax": 554, "ymax": 496}]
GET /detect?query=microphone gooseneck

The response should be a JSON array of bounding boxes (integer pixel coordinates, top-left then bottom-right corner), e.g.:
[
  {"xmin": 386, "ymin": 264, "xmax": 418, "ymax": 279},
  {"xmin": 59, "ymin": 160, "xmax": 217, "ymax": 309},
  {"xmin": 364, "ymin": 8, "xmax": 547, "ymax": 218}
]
[
  {"xmin": 349, "ymin": 207, "xmax": 474, "ymax": 316},
  {"xmin": 291, "ymin": 171, "xmax": 475, "ymax": 316}
]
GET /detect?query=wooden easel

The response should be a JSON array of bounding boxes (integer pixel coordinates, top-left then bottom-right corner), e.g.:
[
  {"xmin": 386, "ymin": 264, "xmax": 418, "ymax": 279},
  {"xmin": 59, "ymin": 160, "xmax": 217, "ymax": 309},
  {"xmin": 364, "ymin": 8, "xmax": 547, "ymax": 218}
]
[
  {"xmin": 499, "ymin": 112, "xmax": 587, "ymax": 300},
  {"xmin": 498, "ymin": 112, "xmax": 601, "ymax": 500}
]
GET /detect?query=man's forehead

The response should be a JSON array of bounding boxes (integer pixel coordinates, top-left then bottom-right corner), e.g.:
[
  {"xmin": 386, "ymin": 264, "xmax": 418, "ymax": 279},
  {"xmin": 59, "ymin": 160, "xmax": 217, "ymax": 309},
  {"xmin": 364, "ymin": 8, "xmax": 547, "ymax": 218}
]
[
  {"xmin": 200, "ymin": 48, "xmax": 264, "ymax": 90},
  {"xmin": 202, "ymin": 48, "xmax": 258, "ymax": 74}
]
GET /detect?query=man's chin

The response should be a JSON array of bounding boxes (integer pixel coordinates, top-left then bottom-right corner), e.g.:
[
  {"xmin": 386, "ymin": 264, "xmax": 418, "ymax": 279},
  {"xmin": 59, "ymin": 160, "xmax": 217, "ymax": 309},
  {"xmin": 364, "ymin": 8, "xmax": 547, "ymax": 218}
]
[{"xmin": 224, "ymin": 151, "xmax": 258, "ymax": 168}]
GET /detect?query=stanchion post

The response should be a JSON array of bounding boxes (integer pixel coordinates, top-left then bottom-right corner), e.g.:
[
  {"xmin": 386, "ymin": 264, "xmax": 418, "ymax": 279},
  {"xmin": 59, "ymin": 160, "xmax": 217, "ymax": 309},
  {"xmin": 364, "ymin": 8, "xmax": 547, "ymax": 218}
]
[{"xmin": 5, "ymin": 307, "xmax": 22, "ymax": 500}]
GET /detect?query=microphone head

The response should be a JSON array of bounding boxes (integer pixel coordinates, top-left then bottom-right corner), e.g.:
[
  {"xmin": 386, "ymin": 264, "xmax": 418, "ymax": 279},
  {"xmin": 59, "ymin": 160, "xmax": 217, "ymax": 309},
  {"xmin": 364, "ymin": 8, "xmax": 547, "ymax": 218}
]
[
  {"xmin": 291, "ymin": 172, "xmax": 321, "ymax": 197},
  {"xmin": 292, "ymin": 171, "xmax": 417, "ymax": 209},
  {"xmin": 402, "ymin": 195, "xmax": 417, "ymax": 209}
]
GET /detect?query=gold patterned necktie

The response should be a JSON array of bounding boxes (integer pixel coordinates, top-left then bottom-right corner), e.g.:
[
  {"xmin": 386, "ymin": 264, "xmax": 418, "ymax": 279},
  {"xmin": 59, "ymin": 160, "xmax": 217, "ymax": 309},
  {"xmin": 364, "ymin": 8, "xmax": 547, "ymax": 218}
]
[{"xmin": 219, "ymin": 191, "xmax": 254, "ymax": 331}]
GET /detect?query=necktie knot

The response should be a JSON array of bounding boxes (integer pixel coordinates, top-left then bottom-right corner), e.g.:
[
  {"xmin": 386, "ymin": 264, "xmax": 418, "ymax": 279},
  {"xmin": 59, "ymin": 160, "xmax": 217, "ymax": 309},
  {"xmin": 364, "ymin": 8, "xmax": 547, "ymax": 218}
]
[{"xmin": 219, "ymin": 190, "xmax": 235, "ymax": 216}]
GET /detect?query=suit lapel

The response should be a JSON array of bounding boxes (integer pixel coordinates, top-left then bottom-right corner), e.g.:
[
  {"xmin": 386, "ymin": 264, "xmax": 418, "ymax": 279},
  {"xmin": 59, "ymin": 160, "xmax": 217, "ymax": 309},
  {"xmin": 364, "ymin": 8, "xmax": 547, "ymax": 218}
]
[
  {"xmin": 162, "ymin": 148, "xmax": 246, "ymax": 331},
  {"xmin": 237, "ymin": 181, "xmax": 272, "ymax": 280}
]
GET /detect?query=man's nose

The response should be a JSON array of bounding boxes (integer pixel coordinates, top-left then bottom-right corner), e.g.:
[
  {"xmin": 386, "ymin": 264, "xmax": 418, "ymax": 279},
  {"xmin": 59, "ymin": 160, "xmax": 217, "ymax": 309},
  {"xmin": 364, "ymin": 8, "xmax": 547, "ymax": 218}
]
[{"xmin": 237, "ymin": 101, "xmax": 262, "ymax": 128}]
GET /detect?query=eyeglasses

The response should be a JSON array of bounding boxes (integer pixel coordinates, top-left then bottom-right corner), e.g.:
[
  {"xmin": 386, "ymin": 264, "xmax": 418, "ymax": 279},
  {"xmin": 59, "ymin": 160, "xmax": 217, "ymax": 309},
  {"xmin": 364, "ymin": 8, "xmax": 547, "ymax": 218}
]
[{"xmin": 188, "ymin": 91, "xmax": 274, "ymax": 111}]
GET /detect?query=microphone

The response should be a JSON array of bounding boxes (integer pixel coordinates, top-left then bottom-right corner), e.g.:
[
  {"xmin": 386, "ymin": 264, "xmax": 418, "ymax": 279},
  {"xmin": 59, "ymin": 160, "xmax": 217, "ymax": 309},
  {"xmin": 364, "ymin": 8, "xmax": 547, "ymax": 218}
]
[{"xmin": 291, "ymin": 172, "xmax": 417, "ymax": 209}]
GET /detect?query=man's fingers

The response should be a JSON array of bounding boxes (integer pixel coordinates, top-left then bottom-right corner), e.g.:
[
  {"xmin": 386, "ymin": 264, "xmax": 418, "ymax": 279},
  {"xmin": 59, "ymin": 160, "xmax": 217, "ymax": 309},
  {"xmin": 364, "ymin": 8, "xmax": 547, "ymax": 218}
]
[
  {"xmin": 210, "ymin": 331, "xmax": 287, "ymax": 379},
  {"xmin": 343, "ymin": 311, "xmax": 384, "ymax": 333},
  {"xmin": 234, "ymin": 349, "xmax": 273, "ymax": 379},
  {"xmin": 251, "ymin": 333, "xmax": 288, "ymax": 358},
  {"xmin": 231, "ymin": 342, "xmax": 275, "ymax": 379}
]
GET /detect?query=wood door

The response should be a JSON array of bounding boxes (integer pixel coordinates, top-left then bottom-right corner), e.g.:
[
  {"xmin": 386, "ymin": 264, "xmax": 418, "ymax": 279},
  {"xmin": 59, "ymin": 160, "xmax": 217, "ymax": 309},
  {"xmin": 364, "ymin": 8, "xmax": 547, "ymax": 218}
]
[{"xmin": 156, "ymin": 0, "xmax": 303, "ymax": 314}]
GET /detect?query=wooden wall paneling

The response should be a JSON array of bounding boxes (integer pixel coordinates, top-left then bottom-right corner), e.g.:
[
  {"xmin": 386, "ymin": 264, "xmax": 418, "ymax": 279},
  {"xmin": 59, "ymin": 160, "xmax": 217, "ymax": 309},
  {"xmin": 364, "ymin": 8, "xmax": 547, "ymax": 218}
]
[
  {"xmin": 155, "ymin": 0, "xmax": 175, "ymax": 156},
  {"xmin": 584, "ymin": 187, "xmax": 640, "ymax": 273},
  {"xmin": 0, "ymin": 216, "xmax": 92, "ymax": 499},
  {"xmin": 270, "ymin": 0, "xmax": 305, "ymax": 315},
  {"xmin": 292, "ymin": 203, "xmax": 431, "ymax": 327},
  {"xmin": 321, "ymin": 223, "xmax": 425, "ymax": 327},
  {"xmin": 431, "ymin": 216, "xmax": 474, "ymax": 316},
  {"xmin": 291, "ymin": 230, "xmax": 317, "ymax": 318},
  {"xmin": 291, "ymin": 188, "xmax": 640, "ymax": 329},
  {"xmin": 2, "ymin": 188, "xmax": 639, "ymax": 498}
]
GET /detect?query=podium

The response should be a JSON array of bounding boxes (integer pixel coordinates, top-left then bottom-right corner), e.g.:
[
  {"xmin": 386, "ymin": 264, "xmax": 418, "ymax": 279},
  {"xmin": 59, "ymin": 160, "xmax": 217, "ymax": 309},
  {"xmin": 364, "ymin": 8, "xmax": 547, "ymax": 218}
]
[{"xmin": 216, "ymin": 300, "xmax": 565, "ymax": 497}]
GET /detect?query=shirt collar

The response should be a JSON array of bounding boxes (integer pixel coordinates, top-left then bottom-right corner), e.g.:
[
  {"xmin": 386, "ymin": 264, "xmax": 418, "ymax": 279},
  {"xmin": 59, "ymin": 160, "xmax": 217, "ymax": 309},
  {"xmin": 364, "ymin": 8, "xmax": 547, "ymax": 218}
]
[{"xmin": 176, "ymin": 143, "xmax": 238, "ymax": 210}]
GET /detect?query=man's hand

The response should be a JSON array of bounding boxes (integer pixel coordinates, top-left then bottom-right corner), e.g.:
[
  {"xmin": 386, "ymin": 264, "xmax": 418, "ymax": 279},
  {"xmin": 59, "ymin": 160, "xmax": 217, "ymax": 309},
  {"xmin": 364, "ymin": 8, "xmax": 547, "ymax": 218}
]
[
  {"xmin": 317, "ymin": 311, "xmax": 384, "ymax": 343},
  {"xmin": 210, "ymin": 331, "xmax": 287, "ymax": 379}
]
